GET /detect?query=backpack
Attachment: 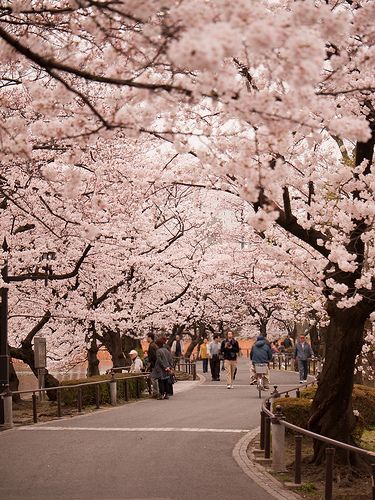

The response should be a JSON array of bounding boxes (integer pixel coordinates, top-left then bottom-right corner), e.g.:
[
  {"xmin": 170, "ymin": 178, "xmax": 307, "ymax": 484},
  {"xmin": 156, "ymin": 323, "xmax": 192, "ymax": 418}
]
[{"xmin": 283, "ymin": 337, "xmax": 292, "ymax": 348}]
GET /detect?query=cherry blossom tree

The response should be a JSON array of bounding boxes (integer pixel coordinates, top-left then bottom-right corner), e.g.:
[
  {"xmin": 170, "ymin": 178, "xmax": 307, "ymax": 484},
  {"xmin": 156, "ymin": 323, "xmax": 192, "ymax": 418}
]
[{"xmin": 2, "ymin": 0, "xmax": 375, "ymax": 462}]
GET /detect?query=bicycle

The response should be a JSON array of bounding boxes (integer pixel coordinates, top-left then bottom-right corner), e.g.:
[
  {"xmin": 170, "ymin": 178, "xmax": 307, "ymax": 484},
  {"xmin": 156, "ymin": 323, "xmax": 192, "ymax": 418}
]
[{"xmin": 254, "ymin": 363, "xmax": 268, "ymax": 399}]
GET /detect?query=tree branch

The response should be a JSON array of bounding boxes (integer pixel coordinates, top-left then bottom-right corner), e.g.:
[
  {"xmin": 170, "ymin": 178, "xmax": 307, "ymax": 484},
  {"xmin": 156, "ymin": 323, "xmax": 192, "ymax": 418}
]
[{"xmin": 6, "ymin": 245, "xmax": 92, "ymax": 283}]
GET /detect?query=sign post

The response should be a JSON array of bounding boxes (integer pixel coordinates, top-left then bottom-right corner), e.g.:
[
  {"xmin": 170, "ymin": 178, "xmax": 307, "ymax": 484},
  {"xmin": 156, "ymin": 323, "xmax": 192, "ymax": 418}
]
[{"xmin": 34, "ymin": 337, "xmax": 46, "ymax": 401}]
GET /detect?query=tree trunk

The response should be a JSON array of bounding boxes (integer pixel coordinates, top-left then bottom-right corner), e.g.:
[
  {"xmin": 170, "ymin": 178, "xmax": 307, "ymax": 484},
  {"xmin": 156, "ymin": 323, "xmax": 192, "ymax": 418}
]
[
  {"xmin": 259, "ymin": 321, "xmax": 267, "ymax": 336},
  {"xmin": 102, "ymin": 329, "xmax": 126, "ymax": 368},
  {"xmin": 86, "ymin": 339, "xmax": 100, "ymax": 377},
  {"xmin": 306, "ymin": 324, "xmax": 321, "ymax": 357},
  {"xmin": 309, "ymin": 305, "xmax": 366, "ymax": 465},
  {"xmin": 121, "ymin": 334, "xmax": 141, "ymax": 356},
  {"xmin": 185, "ymin": 340, "xmax": 199, "ymax": 359},
  {"xmin": 9, "ymin": 345, "xmax": 59, "ymax": 401},
  {"xmin": 9, "ymin": 360, "xmax": 21, "ymax": 402}
]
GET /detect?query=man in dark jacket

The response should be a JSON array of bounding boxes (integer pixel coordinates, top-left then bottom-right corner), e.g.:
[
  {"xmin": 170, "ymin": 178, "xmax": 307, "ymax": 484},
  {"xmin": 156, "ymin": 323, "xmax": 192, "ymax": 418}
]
[
  {"xmin": 220, "ymin": 331, "xmax": 240, "ymax": 389},
  {"xmin": 250, "ymin": 335, "xmax": 273, "ymax": 389}
]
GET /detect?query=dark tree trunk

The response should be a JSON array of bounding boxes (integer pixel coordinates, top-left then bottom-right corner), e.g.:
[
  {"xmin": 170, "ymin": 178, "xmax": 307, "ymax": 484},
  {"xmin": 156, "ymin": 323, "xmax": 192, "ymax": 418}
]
[
  {"xmin": 309, "ymin": 305, "xmax": 366, "ymax": 465},
  {"xmin": 9, "ymin": 360, "xmax": 21, "ymax": 402},
  {"xmin": 86, "ymin": 339, "xmax": 100, "ymax": 377},
  {"xmin": 7, "ymin": 311, "xmax": 58, "ymax": 399},
  {"xmin": 306, "ymin": 324, "xmax": 321, "ymax": 357},
  {"xmin": 185, "ymin": 340, "xmax": 199, "ymax": 359},
  {"xmin": 122, "ymin": 334, "xmax": 141, "ymax": 356},
  {"xmin": 9, "ymin": 344, "xmax": 59, "ymax": 401},
  {"xmin": 259, "ymin": 321, "xmax": 267, "ymax": 336},
  {"xmin": 86, "ymin": 320, "xmax": 100, "ymax": 377},
  {"xmin": 102, "ymin": 329, "xmax": 126, "ymax": 368}
]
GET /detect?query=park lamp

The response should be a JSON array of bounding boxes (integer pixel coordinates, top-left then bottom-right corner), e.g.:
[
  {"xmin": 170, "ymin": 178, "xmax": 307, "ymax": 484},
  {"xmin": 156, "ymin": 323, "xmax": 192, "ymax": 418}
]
[{"xmin": 41, "ymin": 251, "xmax": 56, "ymax": 286}]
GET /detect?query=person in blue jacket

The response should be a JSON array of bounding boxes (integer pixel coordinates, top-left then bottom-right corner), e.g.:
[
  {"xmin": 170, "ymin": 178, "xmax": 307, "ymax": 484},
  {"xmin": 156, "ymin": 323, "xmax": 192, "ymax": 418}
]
[{"xmin": 250, "ymin": 335, "xmax": 273, "ymax": 389}]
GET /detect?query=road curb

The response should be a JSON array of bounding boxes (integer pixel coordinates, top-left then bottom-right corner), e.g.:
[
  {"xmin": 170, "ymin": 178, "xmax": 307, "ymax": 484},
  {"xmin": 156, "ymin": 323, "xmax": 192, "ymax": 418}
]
[{"xmin": 232, "ymin": 427, "xmax": 302, "ymax": 500}]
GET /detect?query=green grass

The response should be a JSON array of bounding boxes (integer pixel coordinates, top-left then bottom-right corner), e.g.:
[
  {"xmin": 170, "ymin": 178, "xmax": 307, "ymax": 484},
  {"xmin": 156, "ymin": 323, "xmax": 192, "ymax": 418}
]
[{"xmin": 296, "ymin": 482, "xmax": 318, "ymax": 494}]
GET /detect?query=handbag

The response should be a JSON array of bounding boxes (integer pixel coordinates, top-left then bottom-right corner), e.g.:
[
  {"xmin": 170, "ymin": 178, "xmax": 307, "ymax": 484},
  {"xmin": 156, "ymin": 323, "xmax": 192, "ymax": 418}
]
[{"xmin": 168, "ymin": 373, "xmax": 177, "ymax": 384}]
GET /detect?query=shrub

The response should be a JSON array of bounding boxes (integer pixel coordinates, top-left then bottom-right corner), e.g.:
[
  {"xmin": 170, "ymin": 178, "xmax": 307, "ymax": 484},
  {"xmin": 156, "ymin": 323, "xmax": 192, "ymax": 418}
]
[
  {"xmin": 300, "ymin": 384, "xmax": 375, "ymax": 428},
  {"xmin": 59, "ymin": 373, "xmax": 149, "ymax": 407},
  {"xmin": 352, "ymin": 385, "xmax": 375, "ymax": 427},
  {"xmin": 273, "ymin": 397, "xmax": 311, "ymax": 429}
]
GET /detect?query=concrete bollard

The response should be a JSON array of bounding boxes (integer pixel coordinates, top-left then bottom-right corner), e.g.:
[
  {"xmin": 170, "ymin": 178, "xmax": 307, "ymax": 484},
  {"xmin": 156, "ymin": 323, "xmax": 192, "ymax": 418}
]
[
  {"xmin": 271, "ymin": 405, "xmax": 286, "ymax": 472},
  {"xmin": 1, "ymin": 392, "xmax": 13, "ymax": 429},
  {"xmin": 109, "ymin": 379, "xmax": 117, "ymax": 406}
]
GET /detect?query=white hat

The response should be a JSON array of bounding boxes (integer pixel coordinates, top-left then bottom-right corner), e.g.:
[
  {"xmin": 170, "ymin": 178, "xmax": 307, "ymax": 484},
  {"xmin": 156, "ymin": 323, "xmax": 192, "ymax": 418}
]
[{"xmin": 129, "ymin": 349, "xmax": 138, "ymax": 356}]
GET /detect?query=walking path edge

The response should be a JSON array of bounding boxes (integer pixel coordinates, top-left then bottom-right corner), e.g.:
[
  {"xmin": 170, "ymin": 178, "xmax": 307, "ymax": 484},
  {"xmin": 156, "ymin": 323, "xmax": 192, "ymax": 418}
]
[{"xmin": 233, "ymin": 427, "xmax": 302, "ymax": 500}]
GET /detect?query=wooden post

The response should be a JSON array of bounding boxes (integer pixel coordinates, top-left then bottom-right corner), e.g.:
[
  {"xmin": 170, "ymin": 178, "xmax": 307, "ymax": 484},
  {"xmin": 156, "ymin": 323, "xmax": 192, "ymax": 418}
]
[
  {"xmin": 57, "ymin": 389, "xmax": 62, "ymax": 417},
  {"xmin": 324, "ymin": 448, "xmax": 335, "ymax": 500},
  {"xmin": 294, "ymin": 435, "xmax": 302, "ymax": 484},
  {"xmin": 32, "ymin": 393, "xmax": 38, "ymax": 423}
]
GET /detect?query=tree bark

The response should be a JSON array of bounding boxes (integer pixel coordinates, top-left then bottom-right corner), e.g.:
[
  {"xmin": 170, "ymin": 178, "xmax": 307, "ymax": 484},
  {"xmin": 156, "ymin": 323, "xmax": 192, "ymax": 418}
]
[
  {"xmin": 9, "ymin": 360, "xmax": 21, "ymax": 402},
  {"xmin": 309, "ymin": 304, "xmax": 367, "ymax": 465},
  {"xmin": 86, "ymin": 334, "xmax": 100, "ymax": 377},
  {"xmin": 259, "ymin": 321, "xmax": 267, "ymax": 336},
  {"xmin": 9, "ymin": 344, "xmax": 59, "ymax": 401},
  {"xmin": 121, "ymin": 334, "xmax": 141, "ymax": 356},
  {"xmin": 102, "ymin": 328, "xmax": 127, "ymax": 368},
  {"xmin": 185, "ymin": 339, "xmax": 199, "ymax": 359}
]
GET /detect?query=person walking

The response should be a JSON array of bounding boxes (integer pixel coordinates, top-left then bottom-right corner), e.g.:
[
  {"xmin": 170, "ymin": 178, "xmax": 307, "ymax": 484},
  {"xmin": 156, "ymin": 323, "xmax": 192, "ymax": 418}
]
[
  {"xmin": 249, "ymin": 336, "xmax": 273, "ymax": 389},
  {"xmin": 220, "ymin": 331, "xmax": 239, "ymax": 389},
  {"xmin": 208, "ymin": 335, "xmax": 221, "ymax": 381},
  {"xmin": 282, "ymin": 334, "xmax": 294, "ymax": 355},
  {"xmin": 294, "ymin": 335, "xmax": 314, "ymax": 383},
  {"xmin": 198, "ymin": 338, "xmax": 209, "ymax": 373},
  {"xmin": 146, "ymin": 332, "xmax": 159, "ymax": 397},
  {"xmin": 152, "ymin": 337, "xmax": 174, "ymax": 399}
]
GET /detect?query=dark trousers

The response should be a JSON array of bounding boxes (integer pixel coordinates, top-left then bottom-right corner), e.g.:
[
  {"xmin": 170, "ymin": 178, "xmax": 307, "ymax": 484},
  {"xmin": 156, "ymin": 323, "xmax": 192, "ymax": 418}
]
[
  {"xmin": 298, "ymin": 359, "xmax": 308, "ymax": 380},
  {"xmin": 202, "ymin": 358, "xmax": 208, "ymax": 373},
  {"xmin": 210, "ymin": 356, "xmax": 220, "ymax": 380},
  {"xmin": 158, "ymin": 378, "xmax": 169, "ymax": 396}
]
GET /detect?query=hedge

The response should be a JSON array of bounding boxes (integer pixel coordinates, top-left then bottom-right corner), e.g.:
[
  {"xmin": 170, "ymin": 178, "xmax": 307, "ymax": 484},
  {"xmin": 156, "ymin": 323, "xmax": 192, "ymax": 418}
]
[
  {"xmin": 299, "ymin": 384, "xmax": 375, "ymax": 427},
  {"xmin": 273, "ymin": 384, "xmax": 375, "ymax": 436},
  {"xmin": 59, "ymin": 373, "xmax": 149, "ymax": 406},
  {"xmin": 273, "ymin": 397, "xmax": 311, "ymax": 430}
]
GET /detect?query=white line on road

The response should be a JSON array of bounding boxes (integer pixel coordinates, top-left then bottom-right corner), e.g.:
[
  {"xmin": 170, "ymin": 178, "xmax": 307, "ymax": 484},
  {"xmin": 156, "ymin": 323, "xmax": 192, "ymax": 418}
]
[
  {"xmin": 19, "ymin": 426, "xmax": 250, "ymax": 433},
  {"xmin": 199, "ymin": 384, "xmax": 301, "ymax": 388}
]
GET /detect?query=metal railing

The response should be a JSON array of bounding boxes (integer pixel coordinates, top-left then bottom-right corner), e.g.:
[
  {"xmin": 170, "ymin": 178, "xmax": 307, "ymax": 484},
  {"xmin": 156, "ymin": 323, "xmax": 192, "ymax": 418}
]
[
  {"xmin": 271, "ymin": 353, "xmax": 323, "ymax": 376},
  {"xmin": 173, "ymin": 359, "xmax": 197, "ymax": 380},
  {"xmin": 105, "ymin": 360, "xmax": 197, "ymax": 380},
  {"xmin": 257, "ymin": 382, "xmax": 375, "ymax": 500},
  {"xmin": 0, "ymin": 359, "xmax": 198, "ymax": 428},
  {"xmin": 0, "ymin": 372, "xmax": 151, "ymax": 427}
]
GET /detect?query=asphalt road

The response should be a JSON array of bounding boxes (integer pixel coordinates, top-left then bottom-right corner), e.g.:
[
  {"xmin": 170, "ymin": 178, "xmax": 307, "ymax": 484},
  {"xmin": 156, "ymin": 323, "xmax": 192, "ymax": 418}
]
[{"xmin": 0, "ymin": 359, "xmax": 303, "ymax": 500}]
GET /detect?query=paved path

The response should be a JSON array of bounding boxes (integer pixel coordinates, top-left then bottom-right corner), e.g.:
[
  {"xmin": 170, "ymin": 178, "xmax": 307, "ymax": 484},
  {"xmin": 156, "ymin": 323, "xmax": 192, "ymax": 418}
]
[{"xmin": 0, "ymin": 359, "xmax": 304, "ymax": 500}]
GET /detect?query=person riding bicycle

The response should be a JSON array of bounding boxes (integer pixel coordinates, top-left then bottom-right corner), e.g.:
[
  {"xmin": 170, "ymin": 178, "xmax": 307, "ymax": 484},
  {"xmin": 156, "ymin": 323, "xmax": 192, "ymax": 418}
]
[{"xmin": 250, "ymin": 335, "xmax": 273, "ymax": 389}]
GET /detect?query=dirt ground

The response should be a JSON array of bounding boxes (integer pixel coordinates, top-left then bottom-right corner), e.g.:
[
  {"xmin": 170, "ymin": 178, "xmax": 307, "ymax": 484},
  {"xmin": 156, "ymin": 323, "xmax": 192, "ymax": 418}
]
[{"xmin": 248, "ymin": 432, "xmax": 373, "ymax": 499}]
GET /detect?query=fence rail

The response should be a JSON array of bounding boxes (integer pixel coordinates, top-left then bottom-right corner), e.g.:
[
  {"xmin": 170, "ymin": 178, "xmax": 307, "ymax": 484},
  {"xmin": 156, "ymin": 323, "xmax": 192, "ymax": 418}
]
[
  {"xmin": 257, "ymin": 382, "xmax": 375, "ymax": 500},
  {"xmin": 0, "ymin": 359, "xmax": 198, "ymax": 428},
  {"xmin": 271, "ymin": 353, "xmax": 322, "ymax": 376},
  {"xmin": 173, "ymin": 359, "xmax": 197, "ymax": 380},
  {"xmin": 0, "ymin": 372, "xmax": 151, "ymax": 427}
]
